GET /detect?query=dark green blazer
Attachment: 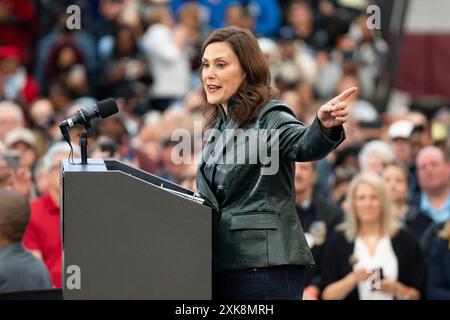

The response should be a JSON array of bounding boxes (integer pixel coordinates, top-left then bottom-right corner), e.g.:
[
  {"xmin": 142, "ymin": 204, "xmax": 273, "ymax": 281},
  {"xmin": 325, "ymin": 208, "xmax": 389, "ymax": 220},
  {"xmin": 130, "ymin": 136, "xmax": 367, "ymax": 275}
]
[{"xmin": 196, "ymin": 100, "xmax": 345, "ymax": 273}]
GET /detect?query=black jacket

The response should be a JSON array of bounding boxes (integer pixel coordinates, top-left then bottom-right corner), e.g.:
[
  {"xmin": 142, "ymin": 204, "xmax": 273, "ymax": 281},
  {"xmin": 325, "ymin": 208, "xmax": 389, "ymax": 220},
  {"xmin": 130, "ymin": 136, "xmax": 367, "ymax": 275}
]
[
  {"xmin": 321, "ymin": 228, "xmax": 427, "ymax": 300},
  {"xmin": 196, "ymin": 99, "xmax": 344, "ymax": 273},
  {"xmin": 427, "ymin": 235, "xmax": 450, "ymax": 299},
  {"xmin": 401, "ymin": 205, "xmax": 432, "ymax": 242},
  {"xmin": 296, "ymin": 193, "xmax": 343, "ymax": 288}
]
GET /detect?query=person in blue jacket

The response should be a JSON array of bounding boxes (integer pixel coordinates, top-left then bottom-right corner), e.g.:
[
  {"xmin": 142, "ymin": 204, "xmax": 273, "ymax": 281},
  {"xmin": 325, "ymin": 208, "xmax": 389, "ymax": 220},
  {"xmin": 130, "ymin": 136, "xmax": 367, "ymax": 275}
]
[
  {"xmin": 241, "ymin": 0, "xmax": 282, "ymax": 37},
  {"xmin": 171, "ymin": 0, "xmax": 281, "ymax": 37},
  {"xmin": 171, "ymin": 0, "xmax": 235, "ymax": 30}
]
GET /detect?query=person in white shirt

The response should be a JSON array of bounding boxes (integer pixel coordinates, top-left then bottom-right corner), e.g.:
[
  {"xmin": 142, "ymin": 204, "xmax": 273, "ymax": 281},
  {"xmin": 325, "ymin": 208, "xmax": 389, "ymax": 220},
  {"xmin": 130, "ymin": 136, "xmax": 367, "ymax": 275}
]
[
  {"xmin": 321, "ymin": 173, "xmax": 426, "ymax": 300},
  {"xmin": 141, "ymin": 5, "xmax": 191, "ymax": 112}
]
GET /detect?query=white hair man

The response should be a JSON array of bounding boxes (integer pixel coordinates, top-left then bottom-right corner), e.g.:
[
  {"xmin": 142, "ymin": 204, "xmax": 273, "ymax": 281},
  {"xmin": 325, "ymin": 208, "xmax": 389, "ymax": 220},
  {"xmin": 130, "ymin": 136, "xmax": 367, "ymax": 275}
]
[
  {"xmin": 22, "ymin": 142, "xmax": 80, "ymax": 288},
  {"xmin": 358, "ymin": 140, "xmax": 395, "ymax": 175}
]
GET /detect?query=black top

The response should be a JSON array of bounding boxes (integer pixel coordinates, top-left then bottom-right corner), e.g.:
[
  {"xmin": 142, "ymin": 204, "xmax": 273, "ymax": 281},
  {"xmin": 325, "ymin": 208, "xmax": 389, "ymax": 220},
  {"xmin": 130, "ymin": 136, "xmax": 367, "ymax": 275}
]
[
  {"xmin": 296, "ymin": 192, "xmax": 343, "ymax": 289},
  {"xmin": 402, "ymin": 205, "xmax": 433, "ymax": 242},
  {"xmin": 321, "ymin": 228, "xmax": 427, "ymax": 300}
]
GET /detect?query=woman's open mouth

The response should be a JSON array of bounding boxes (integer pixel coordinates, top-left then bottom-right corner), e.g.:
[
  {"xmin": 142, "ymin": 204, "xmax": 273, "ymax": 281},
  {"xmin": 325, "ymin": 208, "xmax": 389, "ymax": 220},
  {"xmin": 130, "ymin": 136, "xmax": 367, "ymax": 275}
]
[{"xmin": 207, "ymin": 85, "xmax": 222, "ymax": 94}]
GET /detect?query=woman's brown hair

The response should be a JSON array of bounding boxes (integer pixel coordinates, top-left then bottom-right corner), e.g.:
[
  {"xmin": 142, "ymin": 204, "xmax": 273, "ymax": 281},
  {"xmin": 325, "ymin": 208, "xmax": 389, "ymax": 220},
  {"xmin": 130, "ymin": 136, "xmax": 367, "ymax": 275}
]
[{"xmin": 200, "ymin": 27, "xmax": 277, "ymax": 128}]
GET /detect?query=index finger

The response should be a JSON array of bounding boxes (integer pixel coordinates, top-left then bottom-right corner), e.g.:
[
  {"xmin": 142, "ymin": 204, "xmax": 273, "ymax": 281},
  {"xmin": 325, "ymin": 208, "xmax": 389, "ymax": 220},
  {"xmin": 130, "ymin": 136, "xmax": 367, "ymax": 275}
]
[{"xmin": 329, "ymin": 87, "xmax": 358, "ymax": 105}]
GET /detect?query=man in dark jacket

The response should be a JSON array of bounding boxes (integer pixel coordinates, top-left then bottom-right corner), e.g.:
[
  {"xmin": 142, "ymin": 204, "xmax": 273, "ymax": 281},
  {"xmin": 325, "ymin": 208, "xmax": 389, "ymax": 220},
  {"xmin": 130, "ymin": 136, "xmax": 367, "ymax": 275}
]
[
  {"xmin": 294, "ymin": 161, "xmax": 343, "ymax": 299},
  {"xmin": 0, "ymin": 189, "xmax": 52, "ymax": 293}
]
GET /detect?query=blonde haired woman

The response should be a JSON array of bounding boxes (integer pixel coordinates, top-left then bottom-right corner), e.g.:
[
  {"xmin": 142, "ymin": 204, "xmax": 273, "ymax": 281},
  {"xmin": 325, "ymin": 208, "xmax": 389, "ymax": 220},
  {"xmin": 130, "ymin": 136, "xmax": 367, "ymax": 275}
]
[{"xmin": 321, "ymin": 173, "xmax": 426, "ymax": 300}]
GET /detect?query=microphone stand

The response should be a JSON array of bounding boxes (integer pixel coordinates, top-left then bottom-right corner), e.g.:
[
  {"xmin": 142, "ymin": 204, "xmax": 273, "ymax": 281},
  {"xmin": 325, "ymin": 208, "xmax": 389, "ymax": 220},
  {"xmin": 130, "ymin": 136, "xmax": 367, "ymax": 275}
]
[
  {"xmin": 79, "ymin": 132, "xmax": 88, "ymax": 164},
  {"xmin": 79, "ymin": 122, "xmax": 94, "ymax": 165}
]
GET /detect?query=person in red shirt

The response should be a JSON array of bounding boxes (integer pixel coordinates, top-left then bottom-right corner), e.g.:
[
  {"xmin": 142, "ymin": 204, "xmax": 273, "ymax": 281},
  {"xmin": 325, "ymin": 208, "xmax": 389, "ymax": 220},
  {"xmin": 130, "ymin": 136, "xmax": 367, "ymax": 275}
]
[
  {"xmin": 0, "ymin": 46, "xmax": 40, "ymax": 107},
  {"xmin": 23, "ymin": 142, "xmax": 80, "ymax": 288}
]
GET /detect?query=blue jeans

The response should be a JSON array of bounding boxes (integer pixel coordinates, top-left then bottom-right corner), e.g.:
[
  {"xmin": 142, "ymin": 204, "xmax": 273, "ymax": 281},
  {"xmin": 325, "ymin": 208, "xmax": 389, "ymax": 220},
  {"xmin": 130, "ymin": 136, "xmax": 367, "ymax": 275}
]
[{"xmin": 212, "ymin": 265, "xmax": 305, "ymax": 300}]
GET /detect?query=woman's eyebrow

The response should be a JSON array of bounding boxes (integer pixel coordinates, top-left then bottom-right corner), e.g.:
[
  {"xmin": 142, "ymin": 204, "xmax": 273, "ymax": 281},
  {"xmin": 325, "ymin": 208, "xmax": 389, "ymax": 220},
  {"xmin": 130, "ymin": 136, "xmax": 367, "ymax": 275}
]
[{"xmin": 202, "ymin": 56, "xmax": 227, "ymax": 62}]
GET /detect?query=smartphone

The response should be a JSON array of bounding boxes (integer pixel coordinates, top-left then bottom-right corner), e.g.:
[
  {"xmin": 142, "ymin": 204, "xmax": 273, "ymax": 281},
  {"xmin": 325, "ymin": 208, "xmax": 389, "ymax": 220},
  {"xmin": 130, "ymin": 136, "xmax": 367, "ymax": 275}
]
[
  {"xmin": 1, "ymin": 151, "xmax": 21, "ymax": 168},
  {"xmin": 375, "ymin": 267, "xmax": 384, "ymax": 280},
  {"xmin": 370, "ymin": 267, "xmax": 384, "ymax": 291}
]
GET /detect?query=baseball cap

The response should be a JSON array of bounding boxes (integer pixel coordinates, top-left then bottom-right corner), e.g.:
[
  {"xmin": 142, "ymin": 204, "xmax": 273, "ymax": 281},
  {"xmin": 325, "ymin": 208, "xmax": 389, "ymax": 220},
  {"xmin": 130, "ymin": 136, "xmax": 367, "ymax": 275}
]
[
  {"xmin": 388, "ymin": 120, "xmax": 414, "ymax": 140},
  {"xmin": 0, "ymin": 46, "xmax": 22, "ymax": 62},
  {"xmin": 4, "ymin": 128, "xmax": 37, "ymax": 149}
]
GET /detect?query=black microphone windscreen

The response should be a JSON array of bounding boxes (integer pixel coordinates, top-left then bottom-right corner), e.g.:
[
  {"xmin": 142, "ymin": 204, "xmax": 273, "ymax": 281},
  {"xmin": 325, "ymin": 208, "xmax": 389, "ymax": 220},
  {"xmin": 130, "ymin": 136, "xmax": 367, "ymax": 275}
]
[{"xmin": 97, "ymin": 98, "xmax": 118, "ymax": 118}]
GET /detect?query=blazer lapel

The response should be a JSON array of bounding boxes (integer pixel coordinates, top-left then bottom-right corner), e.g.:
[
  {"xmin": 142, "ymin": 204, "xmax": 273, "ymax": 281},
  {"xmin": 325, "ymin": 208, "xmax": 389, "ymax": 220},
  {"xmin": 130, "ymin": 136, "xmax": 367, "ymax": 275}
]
[
  {"xmin": 196, "ymin": 119, "xmax": 221, "ymax": 211},
  {"xmin": 205, "ymin": 117, "xmax": 238, "ymax": 166},
  {"xmin": 196, "ymin": 167, "xmax": 219, "ymax": 211},
  {"xmin": 196, "ymin": 105, "xmax": 238, "ymax": 211}
]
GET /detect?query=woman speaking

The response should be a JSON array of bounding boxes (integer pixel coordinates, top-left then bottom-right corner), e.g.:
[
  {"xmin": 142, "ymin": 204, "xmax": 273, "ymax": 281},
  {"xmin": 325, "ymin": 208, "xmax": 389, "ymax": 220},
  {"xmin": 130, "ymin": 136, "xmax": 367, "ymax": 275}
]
[{"xmin": 196, "ymin": 27, "xmax": 357, "ymax": 300}]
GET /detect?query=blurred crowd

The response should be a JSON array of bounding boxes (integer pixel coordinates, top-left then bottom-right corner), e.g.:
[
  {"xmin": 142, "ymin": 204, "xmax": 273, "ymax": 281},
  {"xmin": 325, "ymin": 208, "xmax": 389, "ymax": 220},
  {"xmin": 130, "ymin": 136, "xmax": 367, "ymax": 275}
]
[{"xmin": 0, "ymin": 0, "xmax": 449, "ymax": 299}]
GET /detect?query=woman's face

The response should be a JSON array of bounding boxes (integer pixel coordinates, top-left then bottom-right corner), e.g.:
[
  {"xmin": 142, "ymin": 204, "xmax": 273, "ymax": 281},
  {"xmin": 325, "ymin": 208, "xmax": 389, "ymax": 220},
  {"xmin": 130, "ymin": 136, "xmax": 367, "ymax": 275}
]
[
  {"xmin": 11, "ymin": 142, "xmax": 37, "ymax": 168},
  {"xmin": 202, "ymin": 41, "xmax": 246, "ymax": 107},
  {"xmin": 382, "ymin": 166, "xmax": 408, "ymax": 203},
  {"xmin": 58, "ymin": 47, "xmax": 78, "ymax": 69},
  {"xmin": 362, "ymin": 154, "xmax": 385, "ymax": 176},
  {"xmin": 354, "ymin": 182, "xmax": 382, "ymax": 225}
]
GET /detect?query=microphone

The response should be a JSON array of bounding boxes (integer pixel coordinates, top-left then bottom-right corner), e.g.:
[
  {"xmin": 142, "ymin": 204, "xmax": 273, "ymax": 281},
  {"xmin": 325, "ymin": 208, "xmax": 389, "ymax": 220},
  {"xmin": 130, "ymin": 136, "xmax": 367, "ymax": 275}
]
[
  {"xmin": 59, "ymin": 98, "xmax": 119, "ymax": 164},
  {"xmin": 59, "ymin": 98, "xmax": 119, "ymax": 129}
]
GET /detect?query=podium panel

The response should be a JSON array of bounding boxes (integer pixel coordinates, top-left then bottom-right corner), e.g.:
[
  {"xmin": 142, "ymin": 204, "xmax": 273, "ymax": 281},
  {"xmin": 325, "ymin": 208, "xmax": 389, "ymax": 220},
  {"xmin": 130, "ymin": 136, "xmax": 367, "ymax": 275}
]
[{"xmin": 61, "ymin": 159, "xmax": 212, "ymax": 299}]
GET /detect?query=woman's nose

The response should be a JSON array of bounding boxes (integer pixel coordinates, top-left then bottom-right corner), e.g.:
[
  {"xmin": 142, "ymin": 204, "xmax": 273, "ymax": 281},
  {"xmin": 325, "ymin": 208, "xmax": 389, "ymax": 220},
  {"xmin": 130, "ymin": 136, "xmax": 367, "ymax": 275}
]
[{"xmin": 205, "ymin": 66, "xmax": 216, "ymax": 79}]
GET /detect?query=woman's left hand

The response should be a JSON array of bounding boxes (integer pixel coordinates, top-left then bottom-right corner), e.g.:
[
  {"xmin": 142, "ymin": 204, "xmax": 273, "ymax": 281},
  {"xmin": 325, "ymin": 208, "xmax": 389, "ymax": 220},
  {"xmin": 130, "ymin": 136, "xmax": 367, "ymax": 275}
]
[
  {"xmin": 318, "ymin": 87, "xmax": 357, "ymax": 128},
  {"xmin": 378, "ymin": 278, "xmax": 399, "ymax": 295},
  {"xmin": 378, "ymin": 278, "xmax": 420, "ymax": 300}
]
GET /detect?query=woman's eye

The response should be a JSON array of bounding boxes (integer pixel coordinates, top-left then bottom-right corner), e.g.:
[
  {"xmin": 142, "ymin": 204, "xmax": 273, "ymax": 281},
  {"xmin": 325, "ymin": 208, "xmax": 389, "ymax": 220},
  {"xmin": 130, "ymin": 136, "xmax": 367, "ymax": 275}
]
[
  {"xmin": 217, "ymin": 63, "xmax": 225, "ymax": 68},
  {"xmin": 202, "ymin": 63, "xmax": 209, "ymax": 68}
]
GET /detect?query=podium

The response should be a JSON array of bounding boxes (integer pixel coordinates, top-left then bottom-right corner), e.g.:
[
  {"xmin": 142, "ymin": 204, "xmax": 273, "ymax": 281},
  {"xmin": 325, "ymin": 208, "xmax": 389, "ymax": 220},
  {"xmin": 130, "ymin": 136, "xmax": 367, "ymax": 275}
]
[{"xmin": 60, "ymin": 159, "xmax": 212, "ymax": 299}]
